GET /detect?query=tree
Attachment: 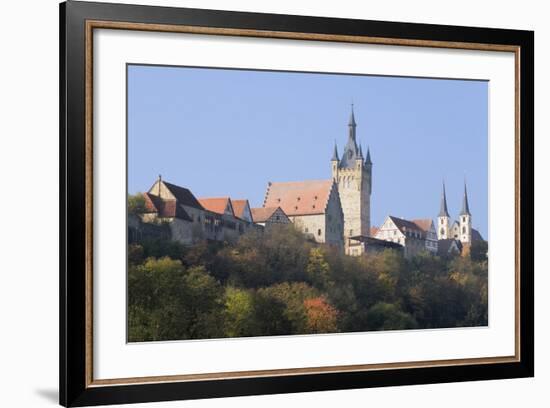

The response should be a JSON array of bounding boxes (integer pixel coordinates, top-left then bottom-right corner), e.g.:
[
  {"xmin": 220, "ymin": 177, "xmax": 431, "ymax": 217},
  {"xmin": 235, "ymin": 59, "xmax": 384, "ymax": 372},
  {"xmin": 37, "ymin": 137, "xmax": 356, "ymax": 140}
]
[
  {"xmin": 470, "ymin": 240, "xmax": 488, "ymax": 262},
  {"xmin": 252, "ymin": 289, "xmax": 293, "ymax": 336},
  {"xmin": 366, "ymin": 302, "xmax": 418, "ymax": 331},
  {"xmin": 257, "ymin": 282, "xmax": 319, "ymax": 334},
  {"xmin": 303, "ymin": 297, "xmax": 339, "ymax": 333},
  {"xmin": 128, "ymin": 258, "xmax": 225, "ymax": 341},
  {"xmin": 128, "ymin": 193, "xmax": 146, "ymax": 215},
  {"xmin": 223, "ymin": 287, "xmax": 255, "ymax": 337},
  {"xmin": 306, "ymin": 247, "xmax": 332, "ymax": 289}
]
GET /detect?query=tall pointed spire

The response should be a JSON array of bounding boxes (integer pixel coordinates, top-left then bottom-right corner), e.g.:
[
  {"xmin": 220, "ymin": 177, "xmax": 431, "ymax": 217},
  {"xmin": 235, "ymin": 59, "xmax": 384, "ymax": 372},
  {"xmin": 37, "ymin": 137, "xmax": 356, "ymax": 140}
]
[
  {"xmin": 357, "ymin": 144, "xmax": 363, "ymax": 159},
  {"xmin": 331, "ymin": 141, "xmax": 339, "ymax": 161},
  {"xmin": 340, "ymin": 104, "xmax": 360, "ymax": 168},
  {"xmin": 439, "ymin": 181, "xmax": 450, "ymax": 217},
  {"xmin": 460, "ymin": 181, "xmax": 471, "ymax": 215},
  {"xmin": 348, "ymin": 103, "xmax": 357, "ymax": 142},
  {"xmin": 365, "ymin": 147, "xmax": 372, "ymax": 165},
  {"xmin": 349, "ymin": 103, "xmax": 357, "ymax": 127}
]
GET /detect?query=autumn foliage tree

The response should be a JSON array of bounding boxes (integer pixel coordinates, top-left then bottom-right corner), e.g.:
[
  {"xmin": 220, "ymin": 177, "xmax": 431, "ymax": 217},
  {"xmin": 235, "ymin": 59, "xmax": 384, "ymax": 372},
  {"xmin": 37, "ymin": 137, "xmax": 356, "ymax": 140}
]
[
  {"xmin": 128, "ymin": 224, "xmax": 488, "ymax": 342},
  {"xmin": 303, "ymin": 297, "xmax": 338, "ymax": 333}
]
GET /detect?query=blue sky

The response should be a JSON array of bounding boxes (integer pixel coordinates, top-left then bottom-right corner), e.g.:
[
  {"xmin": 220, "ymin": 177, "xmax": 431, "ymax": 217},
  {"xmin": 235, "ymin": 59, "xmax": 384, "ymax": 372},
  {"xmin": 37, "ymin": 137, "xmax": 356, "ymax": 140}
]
[{"xmin": 128, "ymin": 65, "xmax": 488, "ymax": 238}]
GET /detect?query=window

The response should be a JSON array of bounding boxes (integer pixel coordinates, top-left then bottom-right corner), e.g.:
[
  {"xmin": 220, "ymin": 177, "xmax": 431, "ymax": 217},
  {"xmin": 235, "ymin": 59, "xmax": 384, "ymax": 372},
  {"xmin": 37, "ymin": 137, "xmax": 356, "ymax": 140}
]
[
  {"xmin": 305, "ymin": 228, "xmax": 309, "ymax": 233},
  {"xmin": 393, "ymin": 230, "xmax": 397, "ymax": 236},
  {"xmin": 297, "ymin": 197, "xmax": 301, "ymax": 201},
  {"xmin": 349, "ymin": 229, "xmax": 353, "ymax": 236},
  {"xmin": 275, "ymin": 215, "xmax": 280, "ymax": 221},
  {"xmin": 318, "ymin": 229, "xmax": 322, "ymax": 236},
  {"xmin": 462, "ymin": 226, "xmax": 465, "ymax": 233}
]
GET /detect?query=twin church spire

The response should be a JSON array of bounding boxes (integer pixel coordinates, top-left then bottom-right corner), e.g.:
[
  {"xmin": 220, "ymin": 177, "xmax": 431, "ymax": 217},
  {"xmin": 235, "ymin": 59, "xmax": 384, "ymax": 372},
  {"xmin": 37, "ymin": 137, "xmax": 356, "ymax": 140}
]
[
  {"xmin": 439, "ymin": 181, "xmax": 471, "ymax": 218},
  {"xmin": 438, "ymin": 180, "xmax": 473, "ymax": 243}
]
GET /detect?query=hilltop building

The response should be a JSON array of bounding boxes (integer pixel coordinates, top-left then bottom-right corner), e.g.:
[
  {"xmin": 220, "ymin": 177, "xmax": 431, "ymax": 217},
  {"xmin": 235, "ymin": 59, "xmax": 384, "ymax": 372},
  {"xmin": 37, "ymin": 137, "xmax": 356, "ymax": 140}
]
[
  {"xmin": 261, "ymin": 105, "xmax": 371, "ymax": 255},
  {"xmin": 373, "ymin": 216, "xmax": 437, "ymax": 258},
  {"xmin": 140, "ymin": 177, "xmax": 261, "ymax": 244},
  {"xmin": 135, "ymin": 106, "xmax": 486, "ymax": 259},
  {"xmin": 250, "ymin": 207, "xmax": 291, "ymax": 227},
  {"xmin": 331, "ymin": 105, "xmax": 373, "ymax": 254},
  {"xmin": 263, "ymin": 179, "xmax": 344, "ymax": 250},
  {"xmin": 372, "ymin": 182, "xmax": 484, "ymax": 257}
]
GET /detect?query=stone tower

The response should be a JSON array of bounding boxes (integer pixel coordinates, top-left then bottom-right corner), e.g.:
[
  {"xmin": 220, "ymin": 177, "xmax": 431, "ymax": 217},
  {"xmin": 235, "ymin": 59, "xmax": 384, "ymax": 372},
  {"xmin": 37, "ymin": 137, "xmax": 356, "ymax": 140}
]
[
  {"xmin": 437, "ymin": 182, "xmax": 451, "ymax": 239},
  {"xmin": 331, "ymin": 105, "xmax": 372, "ymax": 253},
  {"xmin": 459, "ymin": 182, "xmax": 472, "ymax": 243}
]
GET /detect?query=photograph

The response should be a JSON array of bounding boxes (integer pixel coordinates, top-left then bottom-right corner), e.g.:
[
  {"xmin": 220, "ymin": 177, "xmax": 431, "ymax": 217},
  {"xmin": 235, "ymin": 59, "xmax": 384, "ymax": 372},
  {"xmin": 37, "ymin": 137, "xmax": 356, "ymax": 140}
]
[{"xmin": 126, "ymin": 64, "xmax": 489, "ymax": 343}]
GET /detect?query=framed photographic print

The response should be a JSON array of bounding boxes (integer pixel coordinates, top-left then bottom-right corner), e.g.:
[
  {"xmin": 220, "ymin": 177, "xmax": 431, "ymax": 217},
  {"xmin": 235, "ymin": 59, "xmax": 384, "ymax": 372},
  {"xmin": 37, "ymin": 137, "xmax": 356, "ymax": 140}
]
[{"xmin": 60, "ymin": 1, "xmax": 534, "ymax": 406}]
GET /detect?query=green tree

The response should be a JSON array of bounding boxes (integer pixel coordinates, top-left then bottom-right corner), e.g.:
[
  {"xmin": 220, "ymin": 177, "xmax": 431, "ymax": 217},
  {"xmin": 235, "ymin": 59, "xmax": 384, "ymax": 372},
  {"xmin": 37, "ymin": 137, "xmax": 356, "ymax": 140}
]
[
  {"xmin": 252, "ymin": 289, "xmax": 293, "ymax": 336},
  {"xmin": 223, "ymin": 287, "xmax": 255, "ymax": 337},
  {"xmin": 257, "ymin": 282, "xmax": 319, "ymax": 333},
  {"xmin": 128, "ymin": 258, "xmax": 225, "ymax": 341},
  {"xmin": 128, "ymin": 193, "xmax": 146, "ymax": 215},
  {"xmin": 306, "ymin": 247, "xmax": 332, "ymax": 289},
  {"xmin": 470, "ymin": 240, "xmax": 488, "ymax": 262},
  {"xmin": 366, "ymin": 302, "xmax": 418, "ymax": 331}
]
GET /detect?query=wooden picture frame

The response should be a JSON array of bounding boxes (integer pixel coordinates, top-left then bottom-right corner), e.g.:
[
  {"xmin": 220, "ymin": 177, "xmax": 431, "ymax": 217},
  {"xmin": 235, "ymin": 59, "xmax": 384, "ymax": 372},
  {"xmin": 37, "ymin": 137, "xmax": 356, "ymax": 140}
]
[{"xmin": 60, "ymin": 1, "xmax": 534, "ymax": 406}]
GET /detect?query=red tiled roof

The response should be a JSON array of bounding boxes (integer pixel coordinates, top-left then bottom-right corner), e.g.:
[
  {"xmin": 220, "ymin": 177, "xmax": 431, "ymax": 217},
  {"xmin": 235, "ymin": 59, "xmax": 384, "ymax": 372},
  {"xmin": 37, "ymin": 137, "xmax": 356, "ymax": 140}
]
[
  {"xmin": 198, "ymin": 197, "xmax": 234, "ymax": 216},
  {"xmin": 231, "ymin": 199, "xmax": 250, "ymax": 219},
  {"xmin": 263, "ymin": 180, "xmax": 333, "ymax": 216},
  {"xmin": 143, "ymin": 192, "xmax": 192, "ymax": 221},
  {"xmin": 251, "ymin": 207, "xmax": 280, "ymax": 223},
  {"xmin": 412, "ymin": 219, "xmax": 433, "ymax": 232},
  {"xmin": 370, "ymin": 226, "xmax": 379, "ymax": 237}
]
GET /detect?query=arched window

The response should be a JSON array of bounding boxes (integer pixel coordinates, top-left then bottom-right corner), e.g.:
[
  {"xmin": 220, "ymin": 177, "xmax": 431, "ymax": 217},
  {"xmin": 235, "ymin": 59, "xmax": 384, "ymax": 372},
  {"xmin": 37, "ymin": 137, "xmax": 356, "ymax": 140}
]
[
  {"xmin": 317, "ymin": 229, "xmax": 322, "ymax": 236},
  {"xmin": 440, "ymin": 228, "xmax": 444, "ymax": 235},
  {"xmin": 462, "ymin": 226, "xmax": 466, "ymax": 233}
]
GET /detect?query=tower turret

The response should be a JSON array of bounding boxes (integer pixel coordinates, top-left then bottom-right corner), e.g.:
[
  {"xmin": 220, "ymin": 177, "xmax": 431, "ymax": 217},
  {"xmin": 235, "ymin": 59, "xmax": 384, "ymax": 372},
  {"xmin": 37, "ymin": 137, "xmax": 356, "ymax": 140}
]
[
  {"xmin": 331, "ymin": 142, "xmax": 339, "ymax": 180},
  {"xmin": 365, "ymin": 147, "xmax": 372, "ymax": 195}
]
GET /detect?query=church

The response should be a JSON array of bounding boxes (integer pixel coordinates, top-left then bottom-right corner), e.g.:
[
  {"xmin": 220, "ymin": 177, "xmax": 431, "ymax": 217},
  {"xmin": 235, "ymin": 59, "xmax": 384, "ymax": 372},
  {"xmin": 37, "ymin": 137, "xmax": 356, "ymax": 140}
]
[
  {"xmin": 436, "ymin": 181, "xmax": 484, "ymax": 247},
  {"xmin": 262, "ymin": 105, "xmax": 373, "ymax": 255}
]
